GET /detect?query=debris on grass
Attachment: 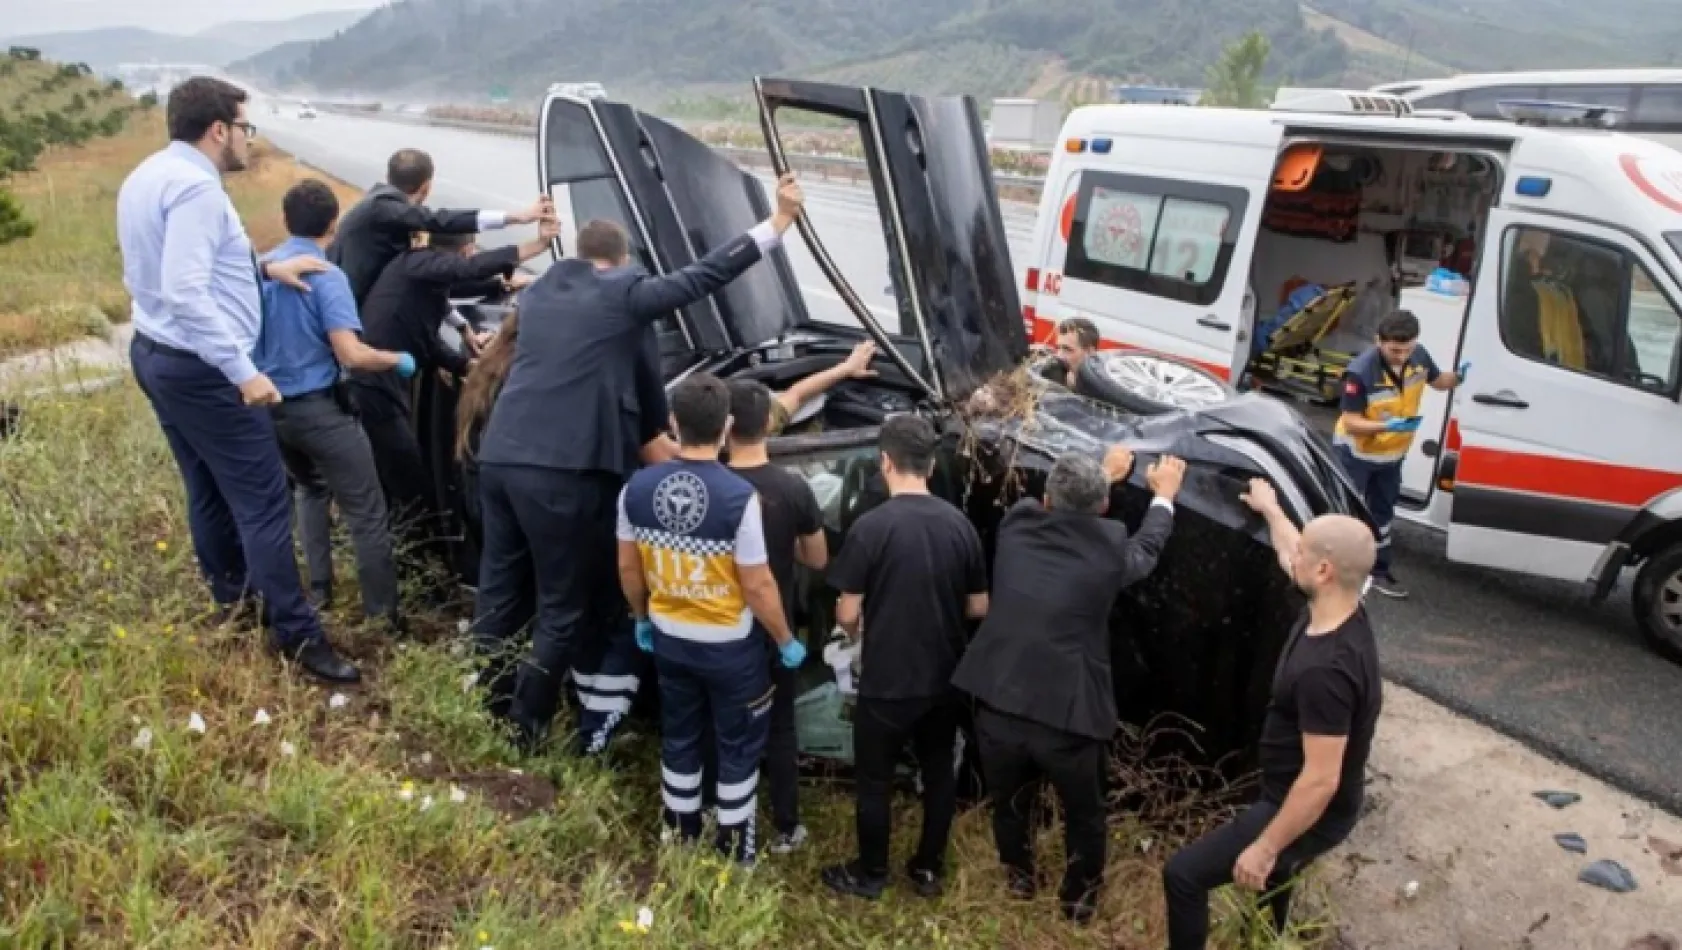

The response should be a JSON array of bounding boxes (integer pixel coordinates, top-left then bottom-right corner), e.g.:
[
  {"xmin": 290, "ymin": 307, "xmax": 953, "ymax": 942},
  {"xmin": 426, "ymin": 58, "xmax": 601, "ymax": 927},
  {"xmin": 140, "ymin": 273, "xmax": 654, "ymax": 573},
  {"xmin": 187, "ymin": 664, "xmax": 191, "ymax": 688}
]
[
  {"xmin": 252, "ymin": 708, "xmax": 271, "ymax": 726},
  {"xmin": 1533, "ymin": 790, "xmax": 1581, "ymax": 809},
  {"xmin": 130, "ymin": 726, "xmax": 153, "ymax": 751},
  {"xmin": 186, "ymin": 711, "xmax": 206, "ymax": 735},
  {"xmin": 329, "ymin": 692, "xmax": 350, "ymax": 710}
]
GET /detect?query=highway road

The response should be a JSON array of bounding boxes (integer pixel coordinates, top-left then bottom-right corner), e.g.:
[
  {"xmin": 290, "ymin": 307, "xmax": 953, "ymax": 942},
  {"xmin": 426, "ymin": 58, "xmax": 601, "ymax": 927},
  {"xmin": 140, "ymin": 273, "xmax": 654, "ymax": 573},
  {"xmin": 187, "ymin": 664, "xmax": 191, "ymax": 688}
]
[{"xmin": 254, "ymin": 103, "xmax": 1682, "ymax": 815}]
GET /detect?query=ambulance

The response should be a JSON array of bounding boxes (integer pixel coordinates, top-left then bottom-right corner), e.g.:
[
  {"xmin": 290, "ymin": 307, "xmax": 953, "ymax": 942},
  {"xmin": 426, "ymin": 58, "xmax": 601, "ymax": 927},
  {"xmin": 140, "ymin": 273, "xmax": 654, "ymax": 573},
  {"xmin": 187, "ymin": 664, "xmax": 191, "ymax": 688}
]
[{"xmin": 1020, "ymin": 90, "xmax": 1682, "ymax": 662}]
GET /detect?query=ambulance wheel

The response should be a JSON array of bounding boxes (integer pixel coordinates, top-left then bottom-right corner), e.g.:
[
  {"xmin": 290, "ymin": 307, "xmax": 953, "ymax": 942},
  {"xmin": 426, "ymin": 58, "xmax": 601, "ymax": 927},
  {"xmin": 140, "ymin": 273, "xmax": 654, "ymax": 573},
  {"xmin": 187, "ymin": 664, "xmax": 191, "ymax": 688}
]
[
  {"xmin": 1633, "ymin": 543, "xmax": 1682, "ymax": 664},
  {"xmin": 1074, "ymin": 351, "xmax": 1231, "ymax": 415}
]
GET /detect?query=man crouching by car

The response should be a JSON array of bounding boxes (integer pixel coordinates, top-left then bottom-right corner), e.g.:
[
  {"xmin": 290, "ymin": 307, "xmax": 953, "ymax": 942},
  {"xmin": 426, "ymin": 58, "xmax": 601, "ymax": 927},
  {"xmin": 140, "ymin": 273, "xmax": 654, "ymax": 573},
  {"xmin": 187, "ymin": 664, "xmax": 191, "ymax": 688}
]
[
  {"xmin": 952, "ymin": 445, "xmax": 1184, "ymax": 924},
  {"xmin": 1162, "ymin": 479, "xmax": 1382, "ymax": 948}
]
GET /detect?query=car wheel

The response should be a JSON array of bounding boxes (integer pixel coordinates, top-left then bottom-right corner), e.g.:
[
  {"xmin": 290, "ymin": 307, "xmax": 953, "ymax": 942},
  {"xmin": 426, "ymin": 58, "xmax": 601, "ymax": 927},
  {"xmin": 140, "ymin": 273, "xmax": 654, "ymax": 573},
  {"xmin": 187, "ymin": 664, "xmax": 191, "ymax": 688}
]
[
  {"xmin": 1633, "ymin": 542, "xmax": 1682, "ymax": 664},
  {"xmin": 1073, "ymin": 350, "xmax": 1232, "ymax": 415}
]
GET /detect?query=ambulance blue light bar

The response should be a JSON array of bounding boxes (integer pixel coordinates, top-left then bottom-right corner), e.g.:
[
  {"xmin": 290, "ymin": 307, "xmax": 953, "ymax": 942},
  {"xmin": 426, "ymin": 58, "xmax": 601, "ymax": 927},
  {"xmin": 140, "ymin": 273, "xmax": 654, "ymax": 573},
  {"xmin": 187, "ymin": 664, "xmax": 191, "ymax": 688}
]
[
  {"xmin": 1515, "ymin": 176, "xmax": 1553, "ymax": 198},
  {"xmin": 1091, "ymin": 137, "xmax": 1114, "ymax": 154}
]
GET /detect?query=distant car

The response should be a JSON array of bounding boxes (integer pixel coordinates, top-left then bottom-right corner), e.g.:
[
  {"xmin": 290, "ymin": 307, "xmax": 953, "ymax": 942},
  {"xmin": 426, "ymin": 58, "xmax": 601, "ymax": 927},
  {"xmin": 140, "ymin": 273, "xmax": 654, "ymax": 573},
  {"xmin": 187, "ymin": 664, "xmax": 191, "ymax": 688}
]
[{"xmin": 418, "ymin": 78, "xmax": 1371, "ymax": 781}]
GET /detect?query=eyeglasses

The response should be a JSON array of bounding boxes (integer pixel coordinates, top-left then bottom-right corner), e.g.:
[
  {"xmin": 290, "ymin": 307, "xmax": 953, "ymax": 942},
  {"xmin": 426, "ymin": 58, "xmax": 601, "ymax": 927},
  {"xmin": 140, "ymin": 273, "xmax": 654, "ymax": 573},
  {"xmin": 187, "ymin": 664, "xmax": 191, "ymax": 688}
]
[{"xmin": 230, "ymin": 120, "xmax": 258, "ymax": 138}]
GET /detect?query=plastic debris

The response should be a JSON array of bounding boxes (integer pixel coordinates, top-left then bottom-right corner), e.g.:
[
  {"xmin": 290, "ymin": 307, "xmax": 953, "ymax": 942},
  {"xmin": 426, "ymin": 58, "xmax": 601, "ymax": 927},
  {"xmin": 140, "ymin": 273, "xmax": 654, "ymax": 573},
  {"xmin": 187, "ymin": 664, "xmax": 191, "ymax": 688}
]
[
  {"xmin": 252, "ymin": 708, "xmax": 272, "ymax": 726},
  {"xmin": 328, "ymin": 693, "xmax": 350, "ymax": 710},
  {"xmin": 450, "ymin": 785, "xmax": 468, "ymax": 804},
  {"xmin": 1578, "ymin": 860, "xmax": 1638, "ymax": 894},
  {"xmin": 130, "ymin": 727, "xmax": 154, "ymax": 751},
  {"xmin": 1554, "ymin": 833, "xmax": 1588, "ymax": 854},
  {"xmin": 186, "ymin": 712, "xmax": 207, "ymax": 735},
  {"xmin": 636, "ymin": 906, "xmax": 655, "ymax": 929},
  {"xmin": 1533, "ymin": 790, "xmax": 1581, "ymax": 809},
  {"xmin": 1400, "ymin": 880, "xmax": 1420, "ymax": 900}
]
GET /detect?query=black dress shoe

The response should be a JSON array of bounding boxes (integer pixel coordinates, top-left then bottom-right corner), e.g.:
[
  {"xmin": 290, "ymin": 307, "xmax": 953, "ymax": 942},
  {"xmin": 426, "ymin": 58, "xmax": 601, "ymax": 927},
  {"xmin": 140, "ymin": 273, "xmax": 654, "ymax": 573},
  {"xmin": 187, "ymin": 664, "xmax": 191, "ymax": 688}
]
[
  {"xmin": 289, "ymin": 640, "xmax": 361, "ymax": 684},
  {"xmin": 821, "ymin": 862, "xmax": 886, "ymax": 900}
]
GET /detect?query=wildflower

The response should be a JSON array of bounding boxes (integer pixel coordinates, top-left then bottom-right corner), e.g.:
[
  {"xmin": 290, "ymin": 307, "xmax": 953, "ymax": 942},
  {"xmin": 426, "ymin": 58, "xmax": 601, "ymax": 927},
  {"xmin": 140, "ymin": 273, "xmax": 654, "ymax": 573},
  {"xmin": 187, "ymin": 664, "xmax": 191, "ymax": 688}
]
[
  {"xmin": 162, "ymin": 624, "xmax": 175, "ymax": 635},
  {"xmin": 450, "ymin": 785, "xmax": 468, "ymax": 804},
  {"xmin": 186, "ymin": 635, "xmax": 198, "ymax": 646},
  {"xmin": 419, "ymin": 795, "xmax": 435, "ymax": 812},
  {"xmin": 252, "ymin": 708, "xmax": 271, "ymax": 726},
  {"xmin": 186, "ymin": 712, "xmax": 207, "ymax": 735},
  {"xmin": 130, "ymin": 727, "xmax": 153, "ymax": 751},
  {"xmin": 101, "ymin": 559, "xmax": 112, "ymax": 571},
  {"xmin": 477, "ymin": 931, "xmax": 490, "ymax": 944},
  {"xmin": 112, "ymin": 626, "xmax": 127, "ymax": 640},
  {"xmin": 398, "ymin": 781, "xmax": 416, "ymax": 802},
  {"xmin": 155, "ymin": 541, "xmax": 168, "ymax": 553}
]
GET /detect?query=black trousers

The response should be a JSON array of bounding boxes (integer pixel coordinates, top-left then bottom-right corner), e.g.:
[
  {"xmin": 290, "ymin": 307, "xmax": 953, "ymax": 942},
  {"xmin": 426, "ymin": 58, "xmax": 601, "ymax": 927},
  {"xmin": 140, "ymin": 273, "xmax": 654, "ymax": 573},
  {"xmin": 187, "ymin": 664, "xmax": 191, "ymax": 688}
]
[
  {"xmin": 975, "ymin": 705, "xmax": 1107, "ymax": 907},
  {"xmin": 766, "ymin": 659, "xmax": 800, "ymax": 834},
  {"xmin": 1162, "ymin": 800, "xmax": 1348, "ymax": 949},
  {"xmin": 852, "ymin": 694, "xmax": 959, "ymax": 878},
  {"xmin": 472, "ymin": 462, "xmax": 622, "ymax": 740},
  {"xmin": 351, "ymin": 380, "xmax": 444, "ymax": 574}
]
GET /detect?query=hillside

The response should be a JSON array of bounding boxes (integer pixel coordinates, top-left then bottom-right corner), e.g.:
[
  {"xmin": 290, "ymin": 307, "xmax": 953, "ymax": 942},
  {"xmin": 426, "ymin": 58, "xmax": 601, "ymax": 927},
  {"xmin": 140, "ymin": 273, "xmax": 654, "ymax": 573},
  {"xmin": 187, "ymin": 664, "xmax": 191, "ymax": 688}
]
[
  {"xmin": 2, "ymin": 9, "xmax": 367, "ymax": 71},
  {"xmin": 235, "ymin": 0, "xmax": 1672, "ymax": 106}
]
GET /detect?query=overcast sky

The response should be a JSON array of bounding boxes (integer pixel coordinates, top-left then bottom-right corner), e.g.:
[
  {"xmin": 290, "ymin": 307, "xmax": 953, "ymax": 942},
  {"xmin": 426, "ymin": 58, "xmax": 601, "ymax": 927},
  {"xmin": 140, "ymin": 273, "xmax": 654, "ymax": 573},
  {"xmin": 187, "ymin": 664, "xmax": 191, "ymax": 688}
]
[{"xmin": 1, "ymin": 0, "xmax": 383, "ymax": 36}]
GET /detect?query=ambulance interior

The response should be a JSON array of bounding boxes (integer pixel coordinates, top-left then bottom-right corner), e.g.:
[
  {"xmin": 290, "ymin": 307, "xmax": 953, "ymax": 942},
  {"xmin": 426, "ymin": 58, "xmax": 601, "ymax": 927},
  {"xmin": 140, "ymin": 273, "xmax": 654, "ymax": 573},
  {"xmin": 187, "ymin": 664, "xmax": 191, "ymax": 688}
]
[{"xmin": 1240, "ymin": 141, "xmax": 1501, "ymax": 459}]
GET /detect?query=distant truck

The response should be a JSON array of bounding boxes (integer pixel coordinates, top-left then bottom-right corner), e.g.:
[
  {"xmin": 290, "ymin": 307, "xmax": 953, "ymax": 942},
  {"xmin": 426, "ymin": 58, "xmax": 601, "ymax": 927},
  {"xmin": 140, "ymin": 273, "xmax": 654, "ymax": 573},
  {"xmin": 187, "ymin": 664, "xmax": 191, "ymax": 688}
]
[
  {"xmin": 988, "ymin": 98, "xmax": 1061, "ymax": 149},
  {"xmin": 548, "ymin": 81, "xmax": 607, "ymax": 100}
]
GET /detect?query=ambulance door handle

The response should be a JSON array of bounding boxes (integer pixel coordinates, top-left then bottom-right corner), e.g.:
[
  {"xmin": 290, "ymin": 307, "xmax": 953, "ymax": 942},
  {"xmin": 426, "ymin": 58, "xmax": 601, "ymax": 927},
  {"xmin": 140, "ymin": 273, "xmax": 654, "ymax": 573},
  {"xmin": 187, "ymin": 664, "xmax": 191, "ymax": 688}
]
[
  {"xmin": 1198, "ymin": 315, "xmax": 1232, "ymax": 332},
  {"xmin": 1472, "ymin": 391, "xmax": 1529, "ymax": 410}
]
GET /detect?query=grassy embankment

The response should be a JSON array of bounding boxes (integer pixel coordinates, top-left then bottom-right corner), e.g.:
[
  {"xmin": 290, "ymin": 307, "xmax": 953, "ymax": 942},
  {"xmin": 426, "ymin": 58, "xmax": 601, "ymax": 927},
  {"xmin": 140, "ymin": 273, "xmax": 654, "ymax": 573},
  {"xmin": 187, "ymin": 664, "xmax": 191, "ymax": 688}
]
[{"xmin": 0, "ymin": 70, "xmax": 1333, "ymax": 949}]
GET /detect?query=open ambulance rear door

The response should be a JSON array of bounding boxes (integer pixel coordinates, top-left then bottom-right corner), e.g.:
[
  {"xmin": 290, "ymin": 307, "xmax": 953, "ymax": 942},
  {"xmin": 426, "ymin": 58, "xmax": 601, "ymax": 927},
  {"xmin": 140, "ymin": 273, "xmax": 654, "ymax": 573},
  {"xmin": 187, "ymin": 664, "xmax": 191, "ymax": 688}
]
[{"xmin": 1028, "ymin": 109, "xmax": 1282, "ymax": 382}]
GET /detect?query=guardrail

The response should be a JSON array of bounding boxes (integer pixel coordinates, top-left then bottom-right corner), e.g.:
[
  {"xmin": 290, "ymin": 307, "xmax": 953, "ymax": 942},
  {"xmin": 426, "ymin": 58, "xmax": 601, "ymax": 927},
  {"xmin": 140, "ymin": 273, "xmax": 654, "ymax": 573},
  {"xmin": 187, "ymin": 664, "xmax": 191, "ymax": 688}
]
[{"xmin": 319, "ymin": 105, "xmax": 1047, "ymax": 203}]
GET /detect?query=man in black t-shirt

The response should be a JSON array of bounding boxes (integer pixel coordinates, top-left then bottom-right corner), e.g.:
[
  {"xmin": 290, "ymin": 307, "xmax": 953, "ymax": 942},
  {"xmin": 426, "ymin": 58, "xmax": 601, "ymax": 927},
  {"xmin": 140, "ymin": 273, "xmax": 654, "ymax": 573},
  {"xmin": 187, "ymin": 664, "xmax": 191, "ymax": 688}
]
[
  {"xmin": 726, "ymin": 380, "xmax": 829, "ymax": 854},
  {"xmin": 822, "ymin": 414, "xmax": 990, "ymax": 901},
  {"xmin": 1162, "ymin": 479, "xmax": 1383, "ymax": 949}
]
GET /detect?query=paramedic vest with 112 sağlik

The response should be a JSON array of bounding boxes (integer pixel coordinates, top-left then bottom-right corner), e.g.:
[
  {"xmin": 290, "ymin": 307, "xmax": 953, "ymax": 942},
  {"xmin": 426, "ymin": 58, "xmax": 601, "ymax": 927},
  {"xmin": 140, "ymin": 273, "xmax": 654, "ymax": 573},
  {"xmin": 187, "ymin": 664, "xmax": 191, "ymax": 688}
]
[{"xmin": 1333, "ymin": 346, "xmax": 1438, "ymax": 464}]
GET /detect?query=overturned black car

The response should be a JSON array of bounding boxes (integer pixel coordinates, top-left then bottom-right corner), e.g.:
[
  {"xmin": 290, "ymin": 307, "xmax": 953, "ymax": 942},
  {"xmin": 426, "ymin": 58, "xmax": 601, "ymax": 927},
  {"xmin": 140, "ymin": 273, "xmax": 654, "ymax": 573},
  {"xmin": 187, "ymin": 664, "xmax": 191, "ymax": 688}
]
[{"xmin": 413, "ymin": 78, "xmax": 1369, "ymax": 773}]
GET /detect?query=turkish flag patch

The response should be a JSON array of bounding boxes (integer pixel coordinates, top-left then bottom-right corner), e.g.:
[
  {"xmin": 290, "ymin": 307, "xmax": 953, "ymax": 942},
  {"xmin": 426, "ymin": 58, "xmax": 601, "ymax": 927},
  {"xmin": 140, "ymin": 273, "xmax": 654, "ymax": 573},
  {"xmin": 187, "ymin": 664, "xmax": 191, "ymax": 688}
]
[{"xmin": 1344, "ymin": 380, "xmax": 1360, "ymax": 396}]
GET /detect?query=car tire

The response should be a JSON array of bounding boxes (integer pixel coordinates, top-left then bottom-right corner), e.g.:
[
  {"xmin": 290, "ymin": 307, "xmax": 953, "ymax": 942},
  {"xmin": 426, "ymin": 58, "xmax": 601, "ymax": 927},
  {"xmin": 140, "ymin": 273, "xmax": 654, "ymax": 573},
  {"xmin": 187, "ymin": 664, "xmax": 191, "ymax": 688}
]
[
  {"xmin": 1633, "ymin": 542, "xmax": 1682, "ymax": 664},
  {"xmin": 1073, "ymin": 350, "xmax": 1232, "ymax": 415}
]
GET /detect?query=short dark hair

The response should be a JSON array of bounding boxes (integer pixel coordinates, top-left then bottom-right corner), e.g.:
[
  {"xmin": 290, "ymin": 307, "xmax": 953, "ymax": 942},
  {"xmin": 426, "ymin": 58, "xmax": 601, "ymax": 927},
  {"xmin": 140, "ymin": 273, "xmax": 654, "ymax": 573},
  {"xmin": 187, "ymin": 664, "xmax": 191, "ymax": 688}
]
[
  {"xmin": 167, "ymin": 76, "xmax": 246, "ymax": 143},
  {"xmin": 578, "ymin": 219, "xmax": 629, "ymax": 262},
  {"xmin": 387, "ymin": 148, "xmax": 434, "ymax": 195},
  {"xmin": 728, "ymin": 379, "xmax": 775, "ymax": 443},
  {"xmin": 428, "ymin": 231, "xmax": 476, "ymax": 251},
  {"xmin": 1056, "ymin": 317, "xmax": 1100, "ymax": 351},
  {"xmin": 282, "ymin": 180, "xmax": 339, "ymax": 239},
  {"xmin": 670, "ymin": 373, "xmax": 731, "ymax": 446},
  {"xmin": 879, "ymin": 414, "xmax": 937, "ymax": 477},
  {"xmin": 1378, "ymin": 310, "xmax": 1421, "ymax": 343}
]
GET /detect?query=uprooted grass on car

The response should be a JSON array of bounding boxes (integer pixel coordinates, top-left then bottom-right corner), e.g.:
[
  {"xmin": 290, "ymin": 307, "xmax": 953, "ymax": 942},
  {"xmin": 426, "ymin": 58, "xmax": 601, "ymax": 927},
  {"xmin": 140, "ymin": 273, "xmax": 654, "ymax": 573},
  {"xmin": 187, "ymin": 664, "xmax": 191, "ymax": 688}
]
[{"xmin": 0, "ymin": 383, "xmax": 1338, "ymax": 948}]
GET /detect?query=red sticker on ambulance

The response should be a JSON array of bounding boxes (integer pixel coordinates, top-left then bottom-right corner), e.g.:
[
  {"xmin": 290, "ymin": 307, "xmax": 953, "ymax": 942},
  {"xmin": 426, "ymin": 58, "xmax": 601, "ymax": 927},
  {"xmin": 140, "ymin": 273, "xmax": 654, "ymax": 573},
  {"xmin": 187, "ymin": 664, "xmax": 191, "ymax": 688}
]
[{"xmin": 1620, "ymin": 153, "xmax": 1682, "ymax": 214}]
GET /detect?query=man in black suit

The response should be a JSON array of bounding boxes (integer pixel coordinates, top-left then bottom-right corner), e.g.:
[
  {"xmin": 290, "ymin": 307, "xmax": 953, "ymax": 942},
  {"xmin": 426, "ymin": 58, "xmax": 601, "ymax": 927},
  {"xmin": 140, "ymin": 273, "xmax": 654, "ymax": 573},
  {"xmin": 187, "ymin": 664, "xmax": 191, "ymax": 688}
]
[
  {"xmin": 329, "ymin": 147, "xmax": 550, "ymax": 348},
  {"xmin": 471, "ymin": 173, "xmax": 807, "ymax": 750},
  {"xmin": 952, "ymin": 446, "xmax": 1185, "ymax": 923},
  {"xmin": 350, "ymin": 222, "xmax": 557, "ymax": 580}
]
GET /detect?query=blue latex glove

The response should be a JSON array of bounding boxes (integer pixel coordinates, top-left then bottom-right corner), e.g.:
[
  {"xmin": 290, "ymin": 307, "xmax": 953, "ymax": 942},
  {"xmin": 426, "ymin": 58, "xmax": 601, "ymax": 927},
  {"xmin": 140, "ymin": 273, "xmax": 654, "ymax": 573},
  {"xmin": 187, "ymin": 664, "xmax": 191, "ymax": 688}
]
[
  {"xmin": 1385, "ymin": 416, "xmax": 1423, "ymax": 433},
  {"xmin": 394, "ymin": 352, "xmax": 417, "ymax": 379},
  {"xmin": 779, "ymin": 637, "xmax": 807, "ymax": 669},
  {"xmin": 634, "ymin": 618, "xmax": 655, "ymax": 654},
  {"xmin": 1456, "ymin": 360, "xmax": 1471, "ymax": 384}
]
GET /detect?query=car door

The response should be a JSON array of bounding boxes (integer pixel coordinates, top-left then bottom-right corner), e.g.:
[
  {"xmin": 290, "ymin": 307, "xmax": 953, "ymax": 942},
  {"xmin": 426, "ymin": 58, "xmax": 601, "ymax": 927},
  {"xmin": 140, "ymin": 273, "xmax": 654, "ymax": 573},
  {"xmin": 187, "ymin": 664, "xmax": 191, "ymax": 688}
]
[
  {"xmin": 1448, "ymin": 209, "xmax": 1682, "ymax": 582},
  {"xmin": 537, "ymin": 90, "xmax": 726, "ymax": 369},
  {"xmin": 1043, "ymin": 120, "xmax": 1282, "ymax": 383},
  {"xmin": 755, "ymin": 78, "xmax": 1028, "ymax": 402}
]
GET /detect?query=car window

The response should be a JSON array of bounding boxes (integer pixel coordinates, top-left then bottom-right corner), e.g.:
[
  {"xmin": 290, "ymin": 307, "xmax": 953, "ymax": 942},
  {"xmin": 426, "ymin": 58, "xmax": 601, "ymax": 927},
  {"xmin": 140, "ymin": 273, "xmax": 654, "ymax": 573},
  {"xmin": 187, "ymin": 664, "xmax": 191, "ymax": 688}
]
[
  {"xmin": 1632, "ymin": 84, "xmax": 1682, "ymax": 131},
  {"xmin": 1498, "ymin": 226, "xmax": 1682, "ymax": 394},
  {"xmin": 1458, "ymin": 85, "xmax": 1542, "ymax": 119},
  {"xmin": 1413, "ymin": 91, "xmax": 1460, "ymax": 111},
  {"xmin": 1064, "ymin": 170, "xmax": 1248, "ymax": 306}
]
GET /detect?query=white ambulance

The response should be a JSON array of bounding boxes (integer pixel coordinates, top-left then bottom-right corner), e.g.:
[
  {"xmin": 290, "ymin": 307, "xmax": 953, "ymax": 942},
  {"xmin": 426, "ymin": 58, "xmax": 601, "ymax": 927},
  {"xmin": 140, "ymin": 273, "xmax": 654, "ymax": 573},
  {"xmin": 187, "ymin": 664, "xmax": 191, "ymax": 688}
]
[{"xmin": 1021, "ymin": 91, "xmax": 1682, "ymax": 661}]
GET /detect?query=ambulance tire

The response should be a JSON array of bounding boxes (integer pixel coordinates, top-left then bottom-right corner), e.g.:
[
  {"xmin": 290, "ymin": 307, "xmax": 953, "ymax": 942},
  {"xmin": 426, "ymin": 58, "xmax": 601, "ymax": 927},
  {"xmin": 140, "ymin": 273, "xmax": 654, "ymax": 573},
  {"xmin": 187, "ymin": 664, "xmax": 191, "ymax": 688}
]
[
  {"xmin": 1074, "ymin": 351, "xmax": 1232, "ymax": 416},
  {"xmin": 1633, "ymin": 542, "xmax": 1682, "ymax": 665}
]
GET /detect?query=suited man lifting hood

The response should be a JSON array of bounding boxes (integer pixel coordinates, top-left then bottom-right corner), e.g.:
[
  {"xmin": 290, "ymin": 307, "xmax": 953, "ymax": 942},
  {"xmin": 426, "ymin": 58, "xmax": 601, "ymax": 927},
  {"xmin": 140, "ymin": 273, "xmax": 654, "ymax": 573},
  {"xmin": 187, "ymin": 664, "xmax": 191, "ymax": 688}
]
[
  {"xmin": 953, "ymin": 446, "xmax": 1185, "ymax": 923},
  {"xmin": 469, "ymin": 173, "xmax": 808, "ymax": 753}
]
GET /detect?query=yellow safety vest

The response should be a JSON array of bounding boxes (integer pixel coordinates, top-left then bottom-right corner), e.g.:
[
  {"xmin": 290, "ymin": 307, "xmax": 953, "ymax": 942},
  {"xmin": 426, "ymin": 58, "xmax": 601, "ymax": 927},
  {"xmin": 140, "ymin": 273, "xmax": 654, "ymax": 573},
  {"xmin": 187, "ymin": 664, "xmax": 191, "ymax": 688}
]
[{"xmin": 1333, "ymin": 351, "xmax": 1432, "ymax": 464}]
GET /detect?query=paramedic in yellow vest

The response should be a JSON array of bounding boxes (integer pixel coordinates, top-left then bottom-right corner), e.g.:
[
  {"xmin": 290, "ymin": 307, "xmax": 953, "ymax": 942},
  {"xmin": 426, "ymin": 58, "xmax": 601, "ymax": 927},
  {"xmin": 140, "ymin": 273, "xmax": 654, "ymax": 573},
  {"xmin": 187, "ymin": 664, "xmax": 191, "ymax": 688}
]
[{"xmin": 1333, "ymin": 311, "xmax": 1465, "ymax": 600}]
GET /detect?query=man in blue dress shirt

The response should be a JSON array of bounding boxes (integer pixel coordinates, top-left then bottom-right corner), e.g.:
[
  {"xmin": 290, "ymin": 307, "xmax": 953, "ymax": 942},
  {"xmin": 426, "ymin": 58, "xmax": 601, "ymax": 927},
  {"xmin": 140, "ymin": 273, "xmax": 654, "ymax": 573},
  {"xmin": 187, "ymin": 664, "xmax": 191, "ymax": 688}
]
[
  {"xmin": 118, "ymin": 76, "xmax": 358, "ymax": 683},
  {"xmin": 254, "ymin": 179, "xmax": 417, "ymax": 634}
]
